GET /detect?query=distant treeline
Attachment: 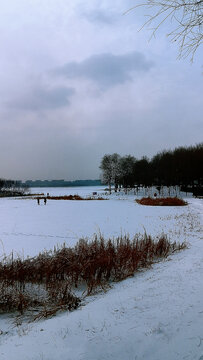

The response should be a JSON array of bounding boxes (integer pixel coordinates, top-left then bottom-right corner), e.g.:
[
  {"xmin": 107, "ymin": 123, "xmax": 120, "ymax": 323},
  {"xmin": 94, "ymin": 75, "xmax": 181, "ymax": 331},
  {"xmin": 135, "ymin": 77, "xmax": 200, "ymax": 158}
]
[
  {"xmin": 100, "ymin": 143, "xmax": 203, "ymax": 193},
  {"xmin": 0, "ymin": 179, "xmax": 28, "ymax": 197},
  {"xmin": 20, "ymin": 179, "xmax": 102, "ymax": 188}
]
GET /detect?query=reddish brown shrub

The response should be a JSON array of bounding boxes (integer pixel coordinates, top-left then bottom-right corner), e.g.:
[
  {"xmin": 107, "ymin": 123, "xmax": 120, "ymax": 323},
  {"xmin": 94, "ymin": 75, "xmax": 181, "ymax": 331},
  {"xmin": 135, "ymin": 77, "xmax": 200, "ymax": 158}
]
[{"xmin": 136, "ymin": 197, "xmax": 187, "ymax": 206}]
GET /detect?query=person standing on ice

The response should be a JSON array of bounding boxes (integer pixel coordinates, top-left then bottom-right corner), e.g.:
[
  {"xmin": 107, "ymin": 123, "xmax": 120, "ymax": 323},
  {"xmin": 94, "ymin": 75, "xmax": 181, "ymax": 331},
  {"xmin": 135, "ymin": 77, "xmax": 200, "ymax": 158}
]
[
  {"xmin": 44, "ymin": 197, "xmax": 47, "ymax": 205},
  {"xmin": 37, "ymin": 198, "xmax": 40, "ymax": 205}
]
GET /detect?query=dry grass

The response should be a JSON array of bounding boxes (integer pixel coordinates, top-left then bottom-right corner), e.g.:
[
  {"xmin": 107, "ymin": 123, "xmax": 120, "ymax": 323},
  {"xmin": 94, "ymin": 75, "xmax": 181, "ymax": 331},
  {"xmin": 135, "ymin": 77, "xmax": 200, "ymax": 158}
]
[
  {"xmin": 0, "ymin": 234, "xmax": 186, "ymax": 318},
  {"xmin": 136, "ymin": 197, "xmax": 187, "ymax": 206},
  {"xmin": 34, "ymin": 195, "xmax": 107, "ymax": 201},
  {"xmin": 24, "ymin": 193, "xmax": 44, "ymax": 197}
]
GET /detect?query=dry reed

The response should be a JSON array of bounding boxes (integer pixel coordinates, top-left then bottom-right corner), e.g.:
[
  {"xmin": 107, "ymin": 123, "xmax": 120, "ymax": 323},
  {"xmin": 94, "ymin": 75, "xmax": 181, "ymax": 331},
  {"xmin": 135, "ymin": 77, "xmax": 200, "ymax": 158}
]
[
  {"xmin": 0, "ymin": 234, "xmax": 186, "ymax": 318},
  {"xmin": 136, "ymin": 197, "xmax": 187, "ymax": 206}
]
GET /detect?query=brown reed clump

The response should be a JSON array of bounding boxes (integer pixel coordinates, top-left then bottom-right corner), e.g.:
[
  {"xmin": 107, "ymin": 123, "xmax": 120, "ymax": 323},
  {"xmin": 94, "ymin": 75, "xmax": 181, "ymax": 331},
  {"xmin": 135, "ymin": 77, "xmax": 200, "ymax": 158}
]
[
  {"xmin": 34, "ymin": 195, "xmax": 107, "ymax": 200},
  {"xmin": 0, "ymin": 234, "xmax": 186, "ymax": 318},
  {"xmin": 136, "ymin": 197, "xmax": 187, "ymax": 206}
]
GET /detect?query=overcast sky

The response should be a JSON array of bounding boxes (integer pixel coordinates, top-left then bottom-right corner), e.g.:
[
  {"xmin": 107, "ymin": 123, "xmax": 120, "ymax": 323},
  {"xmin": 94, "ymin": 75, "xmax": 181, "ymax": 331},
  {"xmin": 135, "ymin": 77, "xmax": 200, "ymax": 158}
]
[{"xmin": 0, "ymin": 0, "xmax": 202, "ymax": 180}]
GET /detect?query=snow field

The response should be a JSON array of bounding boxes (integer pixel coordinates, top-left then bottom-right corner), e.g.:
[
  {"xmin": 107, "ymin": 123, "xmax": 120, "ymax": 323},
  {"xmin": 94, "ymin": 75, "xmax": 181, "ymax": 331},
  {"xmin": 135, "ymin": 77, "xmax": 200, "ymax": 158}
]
[{"xmin": 0, "ymin": 187, "xmax": 202, "ymax": 360}]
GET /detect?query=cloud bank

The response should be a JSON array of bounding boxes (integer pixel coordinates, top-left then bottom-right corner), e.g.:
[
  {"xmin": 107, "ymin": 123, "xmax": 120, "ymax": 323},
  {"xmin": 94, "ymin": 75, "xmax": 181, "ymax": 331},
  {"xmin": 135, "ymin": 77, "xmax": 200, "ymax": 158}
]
[
  {"xmin": 54, "ymin": 52, "xmax": 154, "ymax": 88},
  {"xmin": 0, "ymin": 0, "xmax": 202, "ymax": 180}
]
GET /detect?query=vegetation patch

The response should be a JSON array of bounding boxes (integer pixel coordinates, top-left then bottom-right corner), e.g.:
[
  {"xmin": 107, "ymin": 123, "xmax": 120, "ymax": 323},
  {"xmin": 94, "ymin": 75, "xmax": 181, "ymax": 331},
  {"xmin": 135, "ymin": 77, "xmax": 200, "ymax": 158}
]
[
  {"xmin": 0, "ymin": 234, "xmax": 186, "ymax": 319},
  {"xmin": 35, "ymin": 195, "xmax": 107, "ymax": 200},
  {"xmin": 136, "ymin": 197, "xmax": 187, "ymax": 206},
  {"xmin": 23, "ymin": 193, "xmax": 44, "ymax": 197}
]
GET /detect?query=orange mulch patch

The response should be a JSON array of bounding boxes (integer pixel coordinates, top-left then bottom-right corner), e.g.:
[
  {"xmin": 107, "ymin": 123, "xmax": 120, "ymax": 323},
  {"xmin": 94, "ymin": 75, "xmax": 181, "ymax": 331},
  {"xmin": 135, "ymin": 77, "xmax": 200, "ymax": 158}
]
[{"xmin": 136, "ymin": 197, "xmax": 187, "ymax": 206}]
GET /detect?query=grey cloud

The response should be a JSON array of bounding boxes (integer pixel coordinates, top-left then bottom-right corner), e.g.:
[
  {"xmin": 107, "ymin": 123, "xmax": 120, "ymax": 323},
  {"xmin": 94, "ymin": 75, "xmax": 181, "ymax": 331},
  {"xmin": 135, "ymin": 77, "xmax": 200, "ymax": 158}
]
[
  {"xmin": 54, "ymin": 52, "xmax": 154, "ymax": 88},
  {"xmin": 82, "ymin": 9, "xmax": 117, "ymax": 24},
  {"xmin": 9, "ymin": 86, "xmax": 75, "ymax": 111}
]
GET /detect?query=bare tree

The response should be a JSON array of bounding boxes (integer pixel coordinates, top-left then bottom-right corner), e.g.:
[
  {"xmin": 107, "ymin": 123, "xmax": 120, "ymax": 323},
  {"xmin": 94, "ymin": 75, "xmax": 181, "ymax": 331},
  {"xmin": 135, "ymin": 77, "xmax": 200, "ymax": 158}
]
[
  {"xmin": 100, "ymin": 153, "xmax": 121, "ymax": 193},
  {"xmin": 126, "ymin": 0, "xmax": 203, "ymax": 61}
]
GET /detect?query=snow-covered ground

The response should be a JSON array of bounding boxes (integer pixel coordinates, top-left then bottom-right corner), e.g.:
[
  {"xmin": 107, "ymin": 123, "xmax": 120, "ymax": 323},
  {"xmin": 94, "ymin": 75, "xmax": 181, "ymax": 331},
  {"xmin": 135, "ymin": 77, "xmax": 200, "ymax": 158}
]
[{"xmin": 0, "ymin": 187, "xmax": 202, "ymax": 360}]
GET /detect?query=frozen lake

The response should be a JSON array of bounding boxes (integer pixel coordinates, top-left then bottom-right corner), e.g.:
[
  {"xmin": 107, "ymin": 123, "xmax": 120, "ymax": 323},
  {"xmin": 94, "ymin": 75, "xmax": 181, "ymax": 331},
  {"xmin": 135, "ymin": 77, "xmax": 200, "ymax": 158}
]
[{"xmin": 0, "ymin": 186, "xmax": 197, "ymax": 257}]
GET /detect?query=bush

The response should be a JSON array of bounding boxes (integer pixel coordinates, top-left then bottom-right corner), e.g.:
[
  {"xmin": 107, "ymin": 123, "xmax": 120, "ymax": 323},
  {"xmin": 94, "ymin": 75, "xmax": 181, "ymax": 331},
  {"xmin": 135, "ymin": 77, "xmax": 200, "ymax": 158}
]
[{"xmin": 136, "ymin": 197, "xmax": 187, "ymax": 206}]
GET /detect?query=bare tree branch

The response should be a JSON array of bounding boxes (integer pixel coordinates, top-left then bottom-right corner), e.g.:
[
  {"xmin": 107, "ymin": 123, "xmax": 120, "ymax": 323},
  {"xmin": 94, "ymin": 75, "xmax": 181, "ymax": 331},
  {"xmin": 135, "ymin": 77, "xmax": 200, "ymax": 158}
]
[{"xmin": 125, "ymin": 0, "xmax": 203, "ymax": 61}]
